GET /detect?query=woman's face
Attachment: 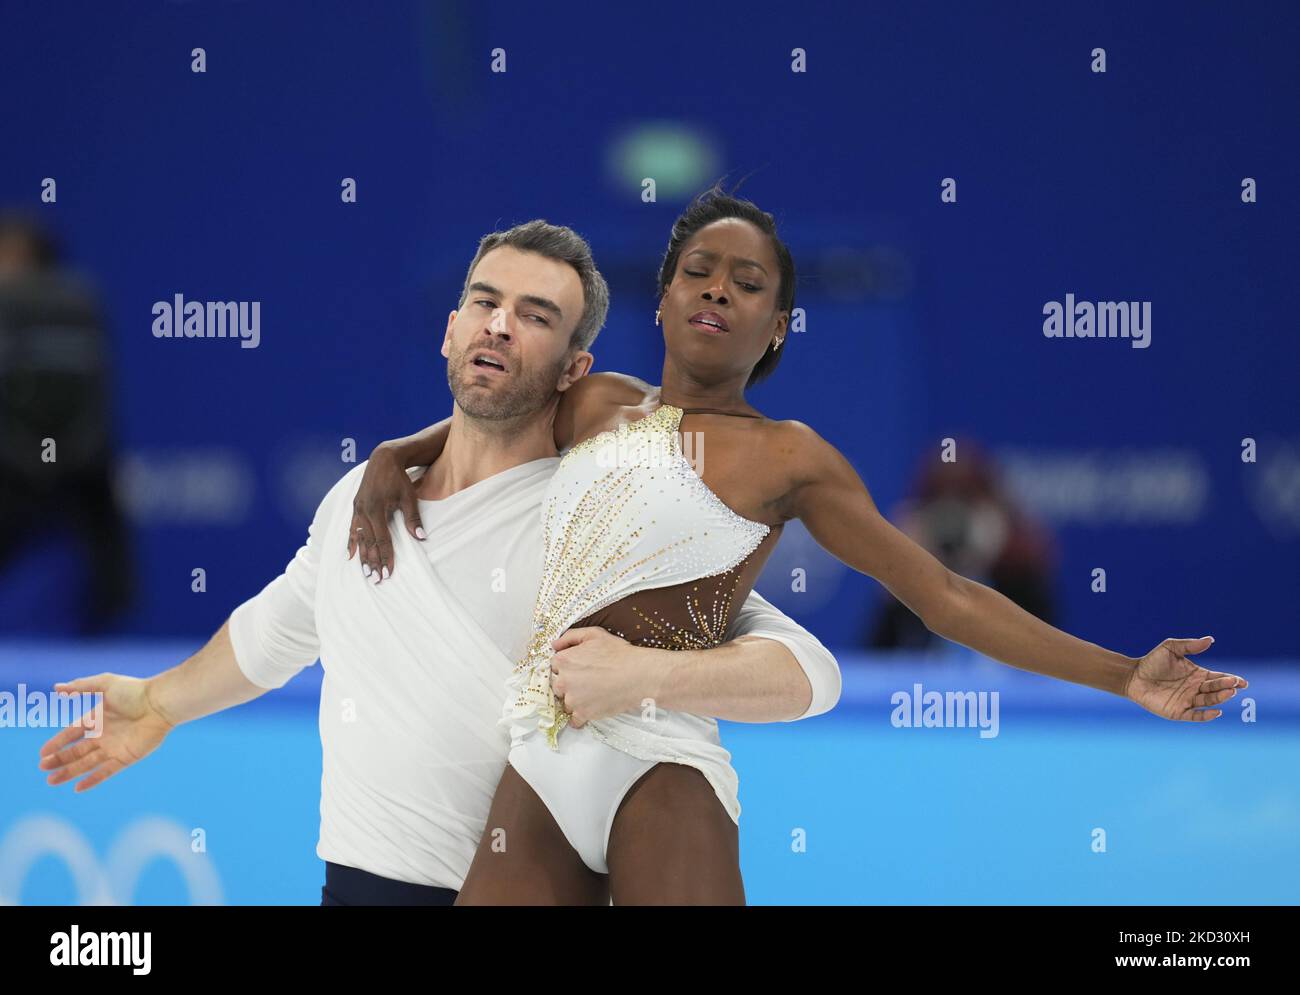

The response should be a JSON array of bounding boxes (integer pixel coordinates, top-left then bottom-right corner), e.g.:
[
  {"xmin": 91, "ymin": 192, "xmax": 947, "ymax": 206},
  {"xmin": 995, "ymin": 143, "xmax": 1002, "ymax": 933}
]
[{"xmin": 660, "ymin": 218, "xmax": 788, "ymax": 385}]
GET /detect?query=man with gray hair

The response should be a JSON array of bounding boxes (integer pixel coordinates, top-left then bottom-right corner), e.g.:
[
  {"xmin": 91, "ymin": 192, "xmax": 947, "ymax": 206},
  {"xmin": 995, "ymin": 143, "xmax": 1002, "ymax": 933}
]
[{"xmin": 39, "ymin": 220, "xmax": 841, "ymax": 905}]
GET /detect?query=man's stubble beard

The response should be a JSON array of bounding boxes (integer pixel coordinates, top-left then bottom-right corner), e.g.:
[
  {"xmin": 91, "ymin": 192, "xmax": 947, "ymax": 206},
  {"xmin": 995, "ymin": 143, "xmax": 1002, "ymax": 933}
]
[{"xmin": 446, "ymin": 347, "xmax": 569, "ymax": 422}]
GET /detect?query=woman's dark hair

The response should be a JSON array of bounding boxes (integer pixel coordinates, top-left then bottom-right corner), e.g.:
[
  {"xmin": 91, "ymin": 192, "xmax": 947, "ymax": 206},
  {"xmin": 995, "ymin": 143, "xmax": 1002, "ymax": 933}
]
[{"xmin": 657, "ymin": 182, "xmax": 795, "ymax": 389}]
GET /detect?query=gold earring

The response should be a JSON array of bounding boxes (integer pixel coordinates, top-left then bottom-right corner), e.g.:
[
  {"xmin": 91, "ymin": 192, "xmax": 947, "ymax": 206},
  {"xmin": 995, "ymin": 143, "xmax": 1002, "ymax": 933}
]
[{"xmin": 774, "ymin": 337, "xmax": 784, "ymax": 349}]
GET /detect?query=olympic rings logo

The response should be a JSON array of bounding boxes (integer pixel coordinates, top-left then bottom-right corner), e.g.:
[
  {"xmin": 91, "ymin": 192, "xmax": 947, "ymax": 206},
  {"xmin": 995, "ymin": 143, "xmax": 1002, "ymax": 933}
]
[{"xmin": 0, "ymin": 814, "xmax": 224, "ymax": 905}]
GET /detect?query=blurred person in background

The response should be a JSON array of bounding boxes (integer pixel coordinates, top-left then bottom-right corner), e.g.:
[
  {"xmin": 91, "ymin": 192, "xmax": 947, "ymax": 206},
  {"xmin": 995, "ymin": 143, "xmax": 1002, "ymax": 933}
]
[
  {"xmin": 0, "ymin": 213, "xmax": 134, "ymax": 633},
  {"xmin": 867, "ymin": 439, "xmax": 1056, "ymax": 651}
]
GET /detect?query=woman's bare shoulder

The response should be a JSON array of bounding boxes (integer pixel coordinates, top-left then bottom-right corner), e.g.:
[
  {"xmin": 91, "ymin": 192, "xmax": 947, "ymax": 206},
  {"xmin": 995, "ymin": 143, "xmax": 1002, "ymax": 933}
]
[
  {"xmin": 558, "ymin": 372, "xmax": 658, "ymax": 449},
  {"xmin": 579, "ymin": 371, "xmax": 658, "ymax": 407},
  {"xmin": 758, "ymin": 417, "xmax": 847, "ymax": 489},
  {"xmin": 570, "ymin": 372, "xmax": 657, "ymax": 419},
  {"xmin": 760, "ymin": 416, "xmax": 829, "ymax": 449}
]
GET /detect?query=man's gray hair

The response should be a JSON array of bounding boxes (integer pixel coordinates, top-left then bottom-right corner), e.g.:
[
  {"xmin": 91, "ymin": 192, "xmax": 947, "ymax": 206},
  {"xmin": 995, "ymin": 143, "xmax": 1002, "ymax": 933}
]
[{"xmin": 458, "ymin": 220, "xmax": 609, "ymax": 353}]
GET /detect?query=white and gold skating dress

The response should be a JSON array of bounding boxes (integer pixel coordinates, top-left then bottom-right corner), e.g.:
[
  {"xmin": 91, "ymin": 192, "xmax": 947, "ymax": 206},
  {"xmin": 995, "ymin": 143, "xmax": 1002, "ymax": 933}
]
[{"xmin": 499, "ymin": 402, "xmax": 770, "ymax": 873}]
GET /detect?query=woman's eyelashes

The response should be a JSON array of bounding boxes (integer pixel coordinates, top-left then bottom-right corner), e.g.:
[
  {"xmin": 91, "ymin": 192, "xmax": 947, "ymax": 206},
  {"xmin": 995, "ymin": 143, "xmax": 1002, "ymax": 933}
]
[{"xmin": 681, "ymin": 270, "xmax": 762, "ymax": 293}]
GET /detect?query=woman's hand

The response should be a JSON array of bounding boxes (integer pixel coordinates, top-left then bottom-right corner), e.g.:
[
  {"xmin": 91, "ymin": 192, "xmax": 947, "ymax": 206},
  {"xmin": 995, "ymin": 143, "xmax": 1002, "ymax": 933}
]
[
  {"xmin": 347, "ymin": 446, "xmax": 426, "ymax": 583},
  {"xmin": 39, "ymin": 674, "xmax": 176, "ymax": 792},
  {"xmin": 1124, "ymin": 636, "xmax": 1247, "ymax": 721}
]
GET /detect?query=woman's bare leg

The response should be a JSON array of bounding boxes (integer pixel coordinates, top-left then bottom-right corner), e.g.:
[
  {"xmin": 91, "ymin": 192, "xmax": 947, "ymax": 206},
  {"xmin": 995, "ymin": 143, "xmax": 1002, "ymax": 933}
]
[
  {"xmin": 606, "ymin": 763, "xmax": 745, "ymax": 905},
  {"xmin": 456, "ymin": 764, "xmax": 609, "ymax": 905}
]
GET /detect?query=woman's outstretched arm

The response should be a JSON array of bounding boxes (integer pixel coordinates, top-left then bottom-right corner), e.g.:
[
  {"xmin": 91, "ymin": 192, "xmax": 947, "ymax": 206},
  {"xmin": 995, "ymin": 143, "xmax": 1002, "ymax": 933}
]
[{"xmin": 781, "ymin": 422, "xmax": 1246, "ymax": 720}]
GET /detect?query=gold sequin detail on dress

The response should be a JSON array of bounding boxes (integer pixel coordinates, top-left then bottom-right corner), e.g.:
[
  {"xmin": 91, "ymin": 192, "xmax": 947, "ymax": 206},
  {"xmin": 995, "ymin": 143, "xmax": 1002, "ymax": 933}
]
[{"xmin": 500, "ymin": 403, "xmax": 770, "ymax": 749}]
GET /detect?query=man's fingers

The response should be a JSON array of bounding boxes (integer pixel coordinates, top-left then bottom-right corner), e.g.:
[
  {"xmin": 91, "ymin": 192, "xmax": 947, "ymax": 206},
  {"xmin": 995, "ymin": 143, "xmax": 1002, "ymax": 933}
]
[
  {"xmin": 40, "ymin": 738, "xmax": 97, "ymax": 770},
  {"xmin": 47, "ymin": 747, "xmax": 105, "ymax": 785},
  {"xmin": 39, "ymin": 723, "xmax": 88, "ymax": 758},
  {"xmin": 74, "ymin": 760, "xmax": 125, "ymax": 793},
  {"xmin": 39, "ymin": 686, "xmax": 105, "ymax": 757},
  {"xmin": 52, "ymin": 674, "xmax": 107, "ymax": 695},
  {"xmin": 551, "ymin": 627, "xmax": 597, "ymax": 652}
]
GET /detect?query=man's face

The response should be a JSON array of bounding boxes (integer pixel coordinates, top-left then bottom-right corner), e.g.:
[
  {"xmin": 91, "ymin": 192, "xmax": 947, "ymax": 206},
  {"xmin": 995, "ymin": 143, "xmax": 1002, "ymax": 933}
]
[{"xmin": 443, "ymin": 246, "xmax": 591, "ymax": 420}]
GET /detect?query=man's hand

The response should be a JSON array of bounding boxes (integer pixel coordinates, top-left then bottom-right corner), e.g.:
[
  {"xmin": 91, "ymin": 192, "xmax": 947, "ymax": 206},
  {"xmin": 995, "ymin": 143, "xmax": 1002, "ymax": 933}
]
[
  {"xmin": 347, "ymin": 445, "xmax": 426, "ymax": 584},
  {"xmin": 38, "ymin": 674, "xmax": 176, "ymax": 792},
  {"xmin": 548, "ymin": 627, "xmax": 665, "ymax": 728},
  {"xmin": 1125, "ymin": 636, "xmax": 1247, "ymax": 721}
]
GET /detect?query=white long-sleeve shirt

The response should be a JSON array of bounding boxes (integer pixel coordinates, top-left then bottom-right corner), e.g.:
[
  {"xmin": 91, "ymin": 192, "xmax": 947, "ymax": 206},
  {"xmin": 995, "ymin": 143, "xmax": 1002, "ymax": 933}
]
[{"xmin": 228, "ymin": 457, "xmax": 841, "ymax": 890}]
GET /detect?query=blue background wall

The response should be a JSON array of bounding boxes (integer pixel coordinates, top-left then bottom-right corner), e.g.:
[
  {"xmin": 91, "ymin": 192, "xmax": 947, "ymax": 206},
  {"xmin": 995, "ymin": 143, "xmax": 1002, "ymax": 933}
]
[{"xmin": 1, "ymin": 0, "xmax": 1295, "ymax": 655}]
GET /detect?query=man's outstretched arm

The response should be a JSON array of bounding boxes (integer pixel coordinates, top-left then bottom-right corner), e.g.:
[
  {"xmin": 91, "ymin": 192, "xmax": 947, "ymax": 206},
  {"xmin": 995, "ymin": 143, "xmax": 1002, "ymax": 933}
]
[
  {"xmin": 150, "ymin": 618, "xmax": 271, "ymax": 723},
  {"xmin": 39, "ymin": 619, "xmax": 274, "ymax": 791},
  {"xmin": 39, "ymin": 464, "xmax": 360, "ymax": 792}
]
